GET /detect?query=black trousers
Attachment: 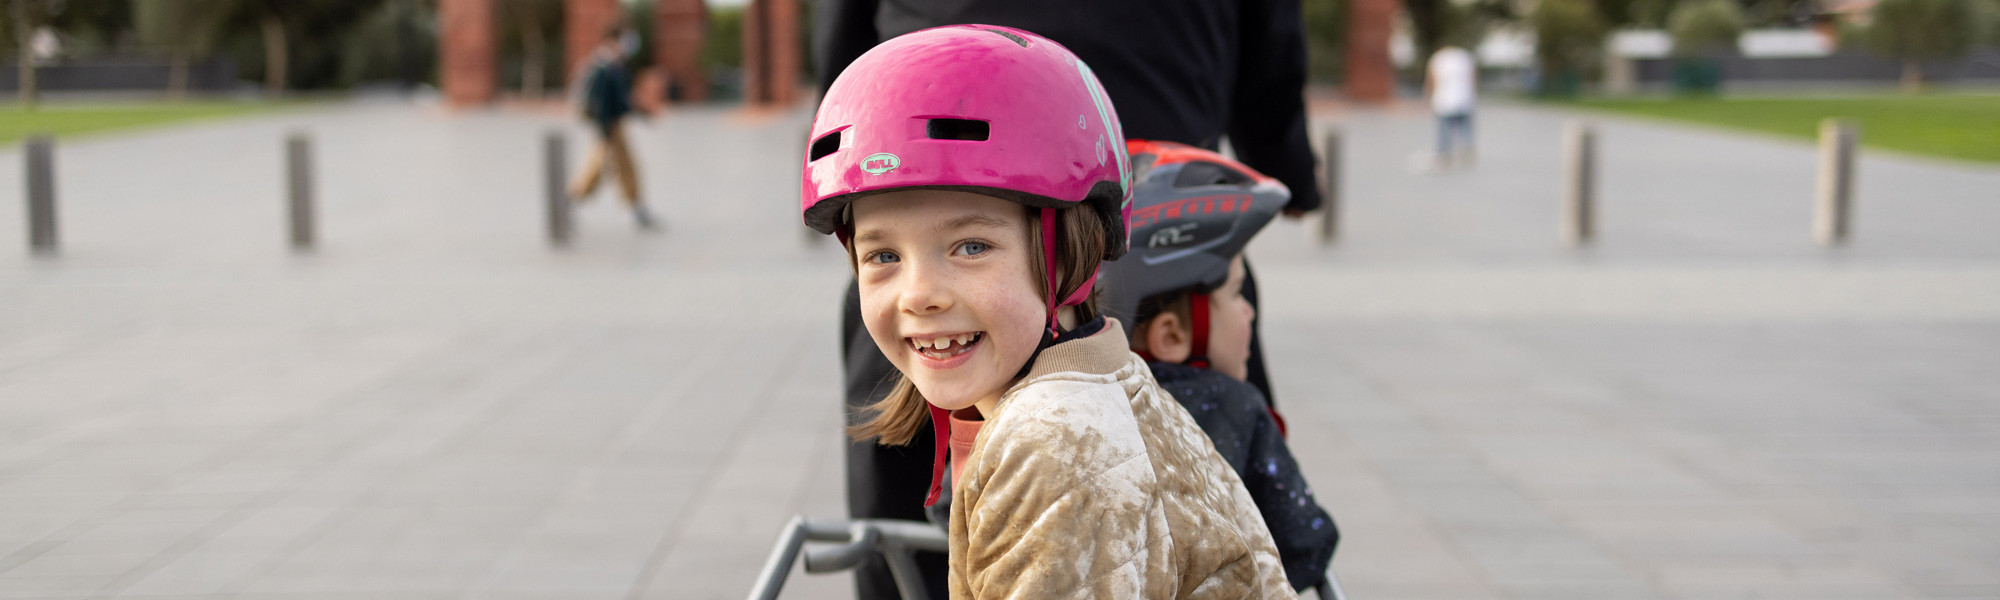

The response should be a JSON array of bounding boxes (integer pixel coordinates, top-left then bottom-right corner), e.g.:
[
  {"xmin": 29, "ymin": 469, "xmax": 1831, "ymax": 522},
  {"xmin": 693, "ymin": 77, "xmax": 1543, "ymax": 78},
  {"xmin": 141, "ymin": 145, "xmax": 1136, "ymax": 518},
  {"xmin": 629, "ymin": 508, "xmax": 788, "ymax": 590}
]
[{"xmin": 839, "ymin": 262, "xmax": 1269, "ymax": 599}]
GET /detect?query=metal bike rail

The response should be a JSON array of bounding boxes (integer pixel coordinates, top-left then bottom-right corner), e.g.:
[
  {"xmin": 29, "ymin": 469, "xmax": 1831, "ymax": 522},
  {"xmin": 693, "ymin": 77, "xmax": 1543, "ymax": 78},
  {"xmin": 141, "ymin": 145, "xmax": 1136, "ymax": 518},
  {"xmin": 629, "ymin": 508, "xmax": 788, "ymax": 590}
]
[
  {"xmin": 747, "ymin": 517, "xmax": 949, "ymax": 600},
  {"xmin": 1314, "ymin": 567, "xmax": 1350, "ymax": 600}
]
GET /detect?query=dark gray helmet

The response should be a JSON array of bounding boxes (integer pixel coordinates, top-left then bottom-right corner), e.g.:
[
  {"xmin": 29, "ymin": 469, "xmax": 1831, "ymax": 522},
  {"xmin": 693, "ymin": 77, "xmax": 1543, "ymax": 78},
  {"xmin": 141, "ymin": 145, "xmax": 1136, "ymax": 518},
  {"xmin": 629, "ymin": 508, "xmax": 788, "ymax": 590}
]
[{"xmin": 1098, "ymin": 140, "xmax": 1289, "ymax": 332}]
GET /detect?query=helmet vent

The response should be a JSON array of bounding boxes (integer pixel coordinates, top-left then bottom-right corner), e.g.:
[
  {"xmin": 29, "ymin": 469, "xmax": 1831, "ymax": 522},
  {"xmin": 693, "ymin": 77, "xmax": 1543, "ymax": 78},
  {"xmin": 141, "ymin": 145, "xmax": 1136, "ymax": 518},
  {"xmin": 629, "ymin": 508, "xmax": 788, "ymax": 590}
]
[
  {"xmin": 1173, "ymin": 161, "xmax": 1252, "ymax": 188},
  {"xmin": 983, "ymin": 28, "xmax": 1030, "ymax": 47},
  {"xmin": 809, "ymin": 131, "xmax": 842, "ymax": 161},
  {"xmin": 926, "ymin": 119, "xmax": 990, "ymax": 141}
]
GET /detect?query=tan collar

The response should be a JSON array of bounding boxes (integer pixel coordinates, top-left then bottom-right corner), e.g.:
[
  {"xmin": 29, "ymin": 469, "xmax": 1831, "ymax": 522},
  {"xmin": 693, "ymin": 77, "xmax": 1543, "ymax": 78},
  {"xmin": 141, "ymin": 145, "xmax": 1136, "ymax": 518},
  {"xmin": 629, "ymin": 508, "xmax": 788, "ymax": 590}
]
[
  {"xmin": 981, "ymin": 317, "xmax": 1132, "ymax": 430},
  {"xmin": 1018, "ymin": 317, "xmax": 1132, "ymax": 383}
]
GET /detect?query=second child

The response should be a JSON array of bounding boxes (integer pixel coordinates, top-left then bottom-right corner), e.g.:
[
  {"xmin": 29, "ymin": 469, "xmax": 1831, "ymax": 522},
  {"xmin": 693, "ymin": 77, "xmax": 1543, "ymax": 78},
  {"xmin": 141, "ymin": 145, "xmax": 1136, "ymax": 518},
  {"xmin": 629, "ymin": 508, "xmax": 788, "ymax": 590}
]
[{"xmin": 1100, "ymin": 140, "xmax": 1342, "ymax": 592}]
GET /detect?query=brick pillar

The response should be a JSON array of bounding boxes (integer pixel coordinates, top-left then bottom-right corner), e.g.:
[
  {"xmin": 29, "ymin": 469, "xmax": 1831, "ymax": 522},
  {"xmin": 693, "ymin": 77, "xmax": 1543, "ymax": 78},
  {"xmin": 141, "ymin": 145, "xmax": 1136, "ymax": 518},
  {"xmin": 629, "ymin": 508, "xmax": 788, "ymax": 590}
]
[
  {"xmin": 565, "ymin": 0, "xmax": 622, "ymax": 83},
  {"xmin": 744, "ymin": 0, "xmax": 800, "ymax": 107},
  {"xmin": 1345, "ymin": 0, "xmax": 1397, "ymax": 103},
  {"xmin": 438, "ymin": 0, "xmax": 496, "ymax": 107},
  {"xmin": 656, "ymin": 0, "xmax": 708, "ymax": 102}
]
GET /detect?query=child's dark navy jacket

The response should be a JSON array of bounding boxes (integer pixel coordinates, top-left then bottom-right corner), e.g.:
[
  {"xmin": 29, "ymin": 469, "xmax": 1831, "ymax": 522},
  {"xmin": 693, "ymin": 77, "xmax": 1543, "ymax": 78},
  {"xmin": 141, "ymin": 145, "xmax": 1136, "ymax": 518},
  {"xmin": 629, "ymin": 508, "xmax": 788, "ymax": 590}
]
[{"xmin": 1148, "ymin": 360, "xmax": 1339, "ymax": 591}]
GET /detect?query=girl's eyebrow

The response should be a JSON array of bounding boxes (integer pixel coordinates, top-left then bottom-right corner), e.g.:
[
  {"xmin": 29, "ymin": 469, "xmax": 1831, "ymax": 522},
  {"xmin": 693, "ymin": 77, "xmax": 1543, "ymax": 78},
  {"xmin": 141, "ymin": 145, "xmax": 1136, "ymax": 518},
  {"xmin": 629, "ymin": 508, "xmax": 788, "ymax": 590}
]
[
  {"xmin": 852, "ymin": 213, "xmax": 1009, "ymax": 243},
  {"xmin": 940, "ymin": 214, "xmax": 1011, "ymax": 232}
]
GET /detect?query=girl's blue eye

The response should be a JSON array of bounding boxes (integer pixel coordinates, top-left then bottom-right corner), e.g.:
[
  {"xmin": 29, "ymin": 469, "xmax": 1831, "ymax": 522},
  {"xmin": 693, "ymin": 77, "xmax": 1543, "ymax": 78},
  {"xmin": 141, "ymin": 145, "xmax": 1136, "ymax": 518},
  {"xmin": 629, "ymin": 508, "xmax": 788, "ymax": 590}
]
[
  {"xmin": 960, "ymin": 241, "xmax": 989, "ymax": 256},
  {"xmin": 870, "ymin": 251, "xmax": 900, "ymax": 264}
]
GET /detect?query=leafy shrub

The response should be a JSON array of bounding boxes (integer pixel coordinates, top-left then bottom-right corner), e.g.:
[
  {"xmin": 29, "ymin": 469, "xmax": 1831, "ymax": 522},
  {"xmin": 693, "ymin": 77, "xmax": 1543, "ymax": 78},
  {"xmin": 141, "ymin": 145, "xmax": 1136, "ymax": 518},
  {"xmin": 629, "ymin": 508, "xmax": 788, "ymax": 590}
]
[
  {"xmin": 1869, "ymin": 0, "xmax": 1977, "ymax": 62},
  {"xmin": 1304, "ymin": 0, "xmax": 1348, "ymax": 83},
  {"xmin": 1975, "ymin": 0, "xmax": 2000, "ymax": 45},
  {"xmin": 1868, "ymin": 0, "xmax": 1979, "ymax": 87},
  {"xmin": 1669, "ymin": 0, "xmax": 1745, "ymax": 56},
  {"xmin": 703, "ymin": 6, "xmax": 743, "ymax": 70},
  {"xmin": 1532, "ymin": 0, "xmax": 1608, "ymax": 95}
]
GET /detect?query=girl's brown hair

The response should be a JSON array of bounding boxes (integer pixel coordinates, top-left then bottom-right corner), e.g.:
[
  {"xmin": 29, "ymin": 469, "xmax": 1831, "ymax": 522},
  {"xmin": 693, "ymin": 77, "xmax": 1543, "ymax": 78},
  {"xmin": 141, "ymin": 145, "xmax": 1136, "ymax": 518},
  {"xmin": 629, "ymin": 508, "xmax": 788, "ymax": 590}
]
[{"xmin": 845, "ymin": 203, "xmax": 1110, "ymax": 445}]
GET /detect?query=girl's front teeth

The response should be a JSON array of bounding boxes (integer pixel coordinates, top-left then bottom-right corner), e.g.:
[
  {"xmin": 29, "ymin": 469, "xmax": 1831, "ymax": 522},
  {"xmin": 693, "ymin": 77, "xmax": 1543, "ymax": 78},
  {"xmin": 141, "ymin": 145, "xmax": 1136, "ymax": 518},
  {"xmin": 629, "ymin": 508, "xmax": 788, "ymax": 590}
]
[{"xmin": 914, "ymin": 333, "xmax": 982, "ymax": 357}]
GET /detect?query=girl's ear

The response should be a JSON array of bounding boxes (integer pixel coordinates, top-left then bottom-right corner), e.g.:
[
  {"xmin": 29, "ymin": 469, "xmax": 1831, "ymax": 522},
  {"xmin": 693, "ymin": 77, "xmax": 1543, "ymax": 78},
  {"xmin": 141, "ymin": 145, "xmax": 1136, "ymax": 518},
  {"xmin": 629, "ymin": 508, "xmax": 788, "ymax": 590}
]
[{"xmin": 1143, "ymin": 311, "xmax": 1193, "ymax": 364}]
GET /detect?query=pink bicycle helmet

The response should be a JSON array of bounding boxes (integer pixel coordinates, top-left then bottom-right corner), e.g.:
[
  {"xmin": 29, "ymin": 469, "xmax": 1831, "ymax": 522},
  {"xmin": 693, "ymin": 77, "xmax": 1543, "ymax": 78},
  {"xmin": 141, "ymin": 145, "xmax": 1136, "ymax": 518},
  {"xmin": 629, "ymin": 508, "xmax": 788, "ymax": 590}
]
[{"xmin": 800, "ymin": 24, "xmax": 1132, "ymax": 262}]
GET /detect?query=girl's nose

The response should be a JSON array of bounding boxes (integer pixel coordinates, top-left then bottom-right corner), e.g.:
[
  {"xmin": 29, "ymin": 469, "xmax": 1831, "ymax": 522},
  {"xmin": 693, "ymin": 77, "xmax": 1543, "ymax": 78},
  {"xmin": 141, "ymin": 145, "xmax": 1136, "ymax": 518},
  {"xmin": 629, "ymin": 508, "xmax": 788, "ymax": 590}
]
[{"xmin": 899, "ymin": 265, "xmax": 952, "ymax": 315}]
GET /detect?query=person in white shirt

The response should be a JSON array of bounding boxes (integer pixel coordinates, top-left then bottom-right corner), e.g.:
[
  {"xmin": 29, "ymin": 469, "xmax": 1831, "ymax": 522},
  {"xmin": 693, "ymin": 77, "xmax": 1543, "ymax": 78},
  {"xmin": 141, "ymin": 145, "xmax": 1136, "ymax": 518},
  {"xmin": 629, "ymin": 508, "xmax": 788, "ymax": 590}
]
[{"xmin": 1424, "ymin": 46, "xmax": 1478, "ymax": 169}]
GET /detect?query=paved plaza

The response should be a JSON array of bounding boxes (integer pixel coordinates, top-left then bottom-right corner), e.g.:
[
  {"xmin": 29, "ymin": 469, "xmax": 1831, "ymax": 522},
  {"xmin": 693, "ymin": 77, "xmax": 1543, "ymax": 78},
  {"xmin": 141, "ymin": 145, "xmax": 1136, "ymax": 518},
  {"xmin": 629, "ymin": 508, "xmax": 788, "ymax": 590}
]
[{"xmin": 1, "ymin": 97, "xmax": 1998, "ymax": 599}]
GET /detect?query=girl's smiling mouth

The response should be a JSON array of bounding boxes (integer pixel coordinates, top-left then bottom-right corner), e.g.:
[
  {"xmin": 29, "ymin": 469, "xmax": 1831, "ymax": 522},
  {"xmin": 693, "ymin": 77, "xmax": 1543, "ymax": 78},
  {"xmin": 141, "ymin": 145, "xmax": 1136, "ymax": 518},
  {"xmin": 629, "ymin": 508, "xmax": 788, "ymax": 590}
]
[{"xmin": 908, "ymin": 332, "xmax": 985, "ymax": 365}]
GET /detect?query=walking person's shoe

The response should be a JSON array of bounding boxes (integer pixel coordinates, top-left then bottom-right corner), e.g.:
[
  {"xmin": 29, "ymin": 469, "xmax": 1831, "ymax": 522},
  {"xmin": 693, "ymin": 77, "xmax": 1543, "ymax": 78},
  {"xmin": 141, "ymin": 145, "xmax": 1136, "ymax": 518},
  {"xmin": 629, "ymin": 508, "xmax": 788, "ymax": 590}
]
[{"xmin": 633, "ymin": 205, "xmax": 662, "ymax": 231}]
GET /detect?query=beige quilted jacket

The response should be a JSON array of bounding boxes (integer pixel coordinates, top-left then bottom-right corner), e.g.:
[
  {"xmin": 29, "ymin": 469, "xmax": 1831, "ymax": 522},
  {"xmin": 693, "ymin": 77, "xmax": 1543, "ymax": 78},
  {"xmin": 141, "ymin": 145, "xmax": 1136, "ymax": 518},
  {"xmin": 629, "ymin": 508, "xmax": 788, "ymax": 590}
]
[{"xmin": 948, "ymin": 319, "xmax": 1294, "ymax": 599}]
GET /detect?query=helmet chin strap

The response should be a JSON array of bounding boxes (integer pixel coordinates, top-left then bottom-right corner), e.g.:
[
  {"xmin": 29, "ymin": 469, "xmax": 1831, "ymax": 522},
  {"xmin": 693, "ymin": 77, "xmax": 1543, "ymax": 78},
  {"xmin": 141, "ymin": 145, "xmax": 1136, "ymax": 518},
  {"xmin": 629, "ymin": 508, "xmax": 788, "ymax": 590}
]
[
  {"xmin": 923, "ymin": 404, "xmax": 951, "ymax": 506},
  {"xmin": 1187, "ymin": 293, "xmax": 1211, "ymax": 370},
  {"xmin": 1041, "ymin": 208, "xmax": 1097, "ymax": 337}
]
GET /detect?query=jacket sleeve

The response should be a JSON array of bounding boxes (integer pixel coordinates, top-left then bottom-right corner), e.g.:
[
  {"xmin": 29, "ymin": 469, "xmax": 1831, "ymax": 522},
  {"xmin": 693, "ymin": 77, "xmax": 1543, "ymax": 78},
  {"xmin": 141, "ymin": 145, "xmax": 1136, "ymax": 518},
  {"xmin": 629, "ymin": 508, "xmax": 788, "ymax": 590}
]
[
  {"xmin": 954, "ymin": 388, "xmax": 1161, "ymax": 599},
  {"xmin": 1243, "ymin": 400, "xmax": 1339, "ymax": 590},
  {"xmin": 813, "ymin": 0, "xmax": 880, "ymax": 92},
  {"xmin": 1228, "ymin": 0, "xmax": 1321, "ymax": 213}
]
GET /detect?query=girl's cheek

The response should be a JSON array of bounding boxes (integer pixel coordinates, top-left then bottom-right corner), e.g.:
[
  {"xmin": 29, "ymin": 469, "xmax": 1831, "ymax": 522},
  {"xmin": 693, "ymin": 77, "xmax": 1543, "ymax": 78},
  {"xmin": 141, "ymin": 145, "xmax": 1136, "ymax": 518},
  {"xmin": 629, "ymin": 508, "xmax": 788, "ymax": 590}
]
[{"xmin": 856, "ymin": 288, "xmax": 897, "ymax": 341}]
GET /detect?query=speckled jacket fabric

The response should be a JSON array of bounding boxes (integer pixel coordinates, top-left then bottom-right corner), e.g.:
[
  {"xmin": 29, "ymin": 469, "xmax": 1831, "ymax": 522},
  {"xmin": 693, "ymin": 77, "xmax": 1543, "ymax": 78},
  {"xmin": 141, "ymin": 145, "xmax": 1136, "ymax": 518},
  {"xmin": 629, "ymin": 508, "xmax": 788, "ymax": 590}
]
[
  {"xmin": 947, "ymin": 319, "xmax": 1293, "ymax": 600},
  {"xmin": 1150, "ymin": 361, "xmax": 1339, "ymax": 591}
]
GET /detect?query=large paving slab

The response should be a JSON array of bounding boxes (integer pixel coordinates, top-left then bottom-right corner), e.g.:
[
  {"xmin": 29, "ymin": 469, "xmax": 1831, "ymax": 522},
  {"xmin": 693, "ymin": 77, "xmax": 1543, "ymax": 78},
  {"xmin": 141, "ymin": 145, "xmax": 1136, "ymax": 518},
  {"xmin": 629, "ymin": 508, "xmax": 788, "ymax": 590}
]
[{"xmin": 0, "ymin": 97, "xmax": 1996, "ymax": 599}]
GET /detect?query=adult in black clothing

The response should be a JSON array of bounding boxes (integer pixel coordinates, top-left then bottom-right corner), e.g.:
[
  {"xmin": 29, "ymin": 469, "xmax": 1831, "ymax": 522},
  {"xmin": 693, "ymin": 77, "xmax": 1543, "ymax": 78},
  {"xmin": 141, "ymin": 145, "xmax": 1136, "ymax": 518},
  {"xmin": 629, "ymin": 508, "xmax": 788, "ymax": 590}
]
[{"xmin": 818, "ymin": 2, "xmax": 1320, "ymax": 598}]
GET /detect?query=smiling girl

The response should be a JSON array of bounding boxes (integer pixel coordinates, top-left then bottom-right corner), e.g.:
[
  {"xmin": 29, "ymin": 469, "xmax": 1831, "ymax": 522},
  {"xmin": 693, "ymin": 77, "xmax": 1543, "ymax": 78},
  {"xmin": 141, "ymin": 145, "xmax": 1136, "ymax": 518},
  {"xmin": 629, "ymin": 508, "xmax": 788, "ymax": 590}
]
[{"xmin": 801, "ymin": 25, "xmax": 1293, "ymax": 599}]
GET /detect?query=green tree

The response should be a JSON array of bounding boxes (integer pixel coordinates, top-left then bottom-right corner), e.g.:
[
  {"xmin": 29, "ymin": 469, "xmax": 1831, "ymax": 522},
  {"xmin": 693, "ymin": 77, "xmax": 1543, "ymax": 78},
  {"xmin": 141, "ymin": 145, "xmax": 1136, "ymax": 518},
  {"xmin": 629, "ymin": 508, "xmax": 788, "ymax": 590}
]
[
  {"xmin": 190, "ymin": 0, "xmax": 390, "ymax": 95},
  {"xmin": 10, "ymin": 0, "xmax": 139, "ymax": 107},
  {"xmin": 1407, "ymin": 0, "xmax": 1445, "ymax": 80},
  {"xmin": 1532, "ymin": 0, "xmax": 1608, "ymax": 95},
  {"xmin": 1666, "ymin": 0, "xmax": 1741, "ymax": 93},
  {"xmin": 1743, "ymin": 0, "xmax": 1795, "ymax": 27},
  {"xmin": 9, "ymin": 0, "xmax": 56, "ymax": 108},
  {"xmin": 1409, "ymin": 0, "xmax": 1506, "ymax": 83},
  {"xmin": 1629, "ymin": 0, "xmax": 1677, "ymax": 27},
  {"xmin": 1669, "ymin": 0, "xmax": 1744, "ymax": 55},
  {"xmin": 1446, "ymin": 0, "xmax": 1512, "ymax": 49},
  {"xmin": 136, "ymin": 0, "xmax": 225, "ymax": 97},
  {"xmin": 498, "ymin": 0, "xmax": 562, "ymax": 97},
  {"xmin": 45, "ymin": 0, "xmax": 132, "ymax": 52},
  {"xmin": 336, "ymin": 0, "xmax": 435, "ymax": 90},
  {"xmin": 703, "ymin": 5, "xmax": 741, "ymax": 70},
  {"xmin": 1593, "ymin": 0, "xmax": 1645, "ymax": 26},
  {"xmin": 1303, "ymin": 0, "xmax": 1347, "ymax": 82},
  {"xmin": 1868, "ymin": 0, "xmax": 1979, "ymax": 91},
  {"xmin": 1976, "ymin": 0, "xmax": 2000, "ymax": 46}
]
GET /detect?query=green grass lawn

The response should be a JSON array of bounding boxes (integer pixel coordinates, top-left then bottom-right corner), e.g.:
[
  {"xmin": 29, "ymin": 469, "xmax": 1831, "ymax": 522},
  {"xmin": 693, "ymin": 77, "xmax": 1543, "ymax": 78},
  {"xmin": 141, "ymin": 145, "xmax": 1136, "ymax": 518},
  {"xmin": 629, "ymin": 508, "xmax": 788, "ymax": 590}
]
[
  {"xmin": 1, "ymin": 101, "xmax": 284, "ymax": 146},
  {"xmin": 1571, "ymin": 92, "xmax": 2000, "ymax": 164}
]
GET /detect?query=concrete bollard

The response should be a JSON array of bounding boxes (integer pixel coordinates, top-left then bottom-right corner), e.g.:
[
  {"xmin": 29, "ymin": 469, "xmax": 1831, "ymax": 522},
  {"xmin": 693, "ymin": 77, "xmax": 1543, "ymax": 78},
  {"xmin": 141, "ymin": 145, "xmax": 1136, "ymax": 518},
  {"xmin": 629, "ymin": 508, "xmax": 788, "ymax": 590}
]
[
  {"xmin": 286, "ymin": 132, "xmax": 315, "ymax": 250},
  {"xmin": 24, "ymin": 134, "xmax": 57, "ymax": 255},
  {"xmin": 1562, "ymin": 121, "xmax": 1596, "ymax": 246},
  {"xmin": 544, "ymin": 130, "xmax": 572, "ymax": 247},
  {"xmin": 1319, "ymin": 128, "xmax": 1341, "ymax": 245},
  {"xmin": 1814, "ymin": 119, "xmax": 1857, "ymax": 246}
]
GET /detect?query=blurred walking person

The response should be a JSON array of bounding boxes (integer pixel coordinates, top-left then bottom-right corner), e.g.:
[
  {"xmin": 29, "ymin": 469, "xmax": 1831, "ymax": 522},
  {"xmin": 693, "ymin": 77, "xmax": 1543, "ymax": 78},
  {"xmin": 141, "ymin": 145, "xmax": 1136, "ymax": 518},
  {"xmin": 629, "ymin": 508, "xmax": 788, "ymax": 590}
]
[
  {"xmin": 1425, "ymin": 45, "xmax": 1478, "ymax": 170},
  {"xmin": 570, "ymin": 23, "xmax": 659, "ymax": 230}
]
